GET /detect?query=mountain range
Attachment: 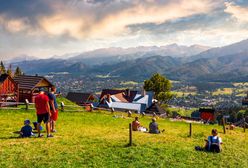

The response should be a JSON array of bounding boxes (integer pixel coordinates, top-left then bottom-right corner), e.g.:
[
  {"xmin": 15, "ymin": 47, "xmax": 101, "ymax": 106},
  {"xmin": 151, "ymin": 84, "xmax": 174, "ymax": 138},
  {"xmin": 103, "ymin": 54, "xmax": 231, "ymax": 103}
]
[{"xmin": 10, "ymin": 39, "xmax": 248, "ymax": 82}]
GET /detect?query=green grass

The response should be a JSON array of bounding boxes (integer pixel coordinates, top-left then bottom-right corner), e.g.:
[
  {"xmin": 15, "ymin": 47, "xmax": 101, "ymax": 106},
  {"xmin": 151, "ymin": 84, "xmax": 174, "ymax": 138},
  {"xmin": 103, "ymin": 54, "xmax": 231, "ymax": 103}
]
[
  {"xmin": 0, "ymin": 99, "xmax": 248, "ymax": 167},
  {"xmin": 120, "ymin": 81, "xmax": 139, "ymax": 85},
  {"xmin": 172, "ymin": 91, "xmax": 197, "ymax": 97},
  {"xmin": 212, "ymin": 88, "xmax": 233, "ymax": 96},
  {"xmin": 168, "ymin": 107, "xmax": 197, "ymax": 117}
]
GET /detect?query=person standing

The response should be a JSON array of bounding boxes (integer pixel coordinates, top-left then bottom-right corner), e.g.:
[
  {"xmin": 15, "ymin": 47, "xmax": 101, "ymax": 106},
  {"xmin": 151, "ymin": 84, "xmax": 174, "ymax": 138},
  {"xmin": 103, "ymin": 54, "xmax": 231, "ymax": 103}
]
[
  {"xmin": 48, "ymin": 86, "xmax": 58, "ymax": 132},
  {"xmin": 35, "ymin": 88, "xmax": 53, "ymax": 138}
]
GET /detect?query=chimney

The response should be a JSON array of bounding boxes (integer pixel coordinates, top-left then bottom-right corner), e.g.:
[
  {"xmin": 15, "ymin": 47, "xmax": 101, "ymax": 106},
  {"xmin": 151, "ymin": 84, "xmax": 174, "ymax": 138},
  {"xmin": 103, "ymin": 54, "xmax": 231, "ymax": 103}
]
[
  {"xmin": 107, "ymin": 94, "xmax": 111, "ymax": 102},
  {"xmin": 141, "ymin": 87, "xmax": 146, "ymax": 97},
  {"xmin": 126, "ymin": 89, "xmax": 130, "ymax": 97}
]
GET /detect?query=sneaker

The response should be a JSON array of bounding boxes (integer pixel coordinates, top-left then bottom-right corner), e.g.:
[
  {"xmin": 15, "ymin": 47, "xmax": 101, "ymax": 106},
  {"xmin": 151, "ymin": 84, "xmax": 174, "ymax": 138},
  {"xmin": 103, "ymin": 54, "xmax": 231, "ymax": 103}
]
[
  {"xmin": 51, "ymin": 129, "xmax": 57, "ymax": 133},
  {"xmin": 161, "ymin": 129, "xmax": 165, "ymax": 133},
  {"xmin": 47, "ymin": 134, "xmax": 54, "ymax": 138},
  {"xmin": 38, "ymin": 134, "xmax": 44, "ymax": 138}
]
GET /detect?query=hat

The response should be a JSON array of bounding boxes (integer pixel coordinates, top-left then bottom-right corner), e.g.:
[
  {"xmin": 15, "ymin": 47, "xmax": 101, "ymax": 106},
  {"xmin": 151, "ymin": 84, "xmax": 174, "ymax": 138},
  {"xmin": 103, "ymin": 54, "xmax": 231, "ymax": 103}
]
[
  {"xmin": 39, "ymin": 87, "xmax": 45, "ymax": 92},
  {"xmin": 24, "ymin": 119, "xmax": 31, "ymax": 125}
]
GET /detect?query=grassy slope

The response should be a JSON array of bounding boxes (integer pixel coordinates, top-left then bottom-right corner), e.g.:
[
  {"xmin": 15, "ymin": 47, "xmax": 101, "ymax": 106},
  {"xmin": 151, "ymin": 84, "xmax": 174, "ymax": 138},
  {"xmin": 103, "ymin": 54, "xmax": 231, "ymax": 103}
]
[{"xmin": 0, "ymin": 98, "xmax": 247, "ymax": 168}]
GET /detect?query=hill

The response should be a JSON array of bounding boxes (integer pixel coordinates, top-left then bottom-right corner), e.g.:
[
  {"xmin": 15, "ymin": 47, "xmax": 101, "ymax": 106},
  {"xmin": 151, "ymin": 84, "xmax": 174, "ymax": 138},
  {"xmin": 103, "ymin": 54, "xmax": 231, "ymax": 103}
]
[
  {"xmin": 90, "ymin": 56, "xmax": 181, "ymax": 80},
  {"xmin": 10, "ymin": 39, "xmax": 248, "ymax": 82},
  {"xmin": 0, "ymin": 97, "xmax": 247, "ymax": 167},
  {"xmin": 169, "ymin": 52, "xmax": 248, "ymax": 81},
  {"xmin": 190, "ymin": 39, "xmax": 248, "ymax": 61}
]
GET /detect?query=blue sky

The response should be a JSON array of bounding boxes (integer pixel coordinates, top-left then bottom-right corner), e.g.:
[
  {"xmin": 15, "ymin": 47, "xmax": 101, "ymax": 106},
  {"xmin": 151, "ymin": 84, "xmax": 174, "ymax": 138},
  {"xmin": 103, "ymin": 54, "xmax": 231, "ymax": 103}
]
[{"xmin": 0, "ymin": 0, "xmax": 248, "ymax": 59}]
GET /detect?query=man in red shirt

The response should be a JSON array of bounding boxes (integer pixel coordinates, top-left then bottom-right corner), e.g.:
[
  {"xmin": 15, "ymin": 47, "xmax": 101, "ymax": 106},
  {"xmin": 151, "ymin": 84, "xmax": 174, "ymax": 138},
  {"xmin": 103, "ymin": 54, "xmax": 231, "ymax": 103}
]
[{"xmin": 35, "ymin": 88, "xmax": 53, "ymax": 138}]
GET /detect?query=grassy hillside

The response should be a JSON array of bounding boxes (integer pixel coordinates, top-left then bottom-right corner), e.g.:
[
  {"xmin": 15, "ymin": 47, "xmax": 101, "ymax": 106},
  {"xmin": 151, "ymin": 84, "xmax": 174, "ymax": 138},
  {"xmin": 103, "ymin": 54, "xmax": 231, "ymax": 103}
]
[{"xmin": 0, "ymin": 98, "xmax": 247, "ymax": 168}]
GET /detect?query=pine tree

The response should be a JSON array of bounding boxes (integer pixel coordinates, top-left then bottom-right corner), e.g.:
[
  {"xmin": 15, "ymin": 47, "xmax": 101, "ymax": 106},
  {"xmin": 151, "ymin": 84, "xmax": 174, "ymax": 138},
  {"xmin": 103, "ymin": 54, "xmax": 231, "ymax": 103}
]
[
  {"xmin": 14, "ymin": 66, "xmax": 22, "ymax": 77},
  {"xmin": 7, "ymin": 64, "xmax": 12, "ymax": 77},
  {"xmin": 0, "ymin": 61, "xmax": 6, "ymax": 74}
]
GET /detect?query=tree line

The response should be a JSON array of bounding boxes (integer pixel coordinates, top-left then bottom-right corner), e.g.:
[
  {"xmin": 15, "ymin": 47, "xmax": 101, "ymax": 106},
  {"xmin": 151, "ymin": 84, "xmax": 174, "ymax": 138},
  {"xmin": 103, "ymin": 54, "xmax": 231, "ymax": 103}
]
[{"xmin": 0, "ymin": 61, "xmax": 22, "ymax": 77}]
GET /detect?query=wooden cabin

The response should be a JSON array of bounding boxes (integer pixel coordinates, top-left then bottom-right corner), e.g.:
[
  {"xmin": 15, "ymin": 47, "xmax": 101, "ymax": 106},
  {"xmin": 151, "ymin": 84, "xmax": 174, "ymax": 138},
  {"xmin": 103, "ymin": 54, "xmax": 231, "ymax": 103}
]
[
  {"xmin": 66, "ymin": 92, "xmax": 98, "ymax": 105},
  {"xmin": 199, "ymin": 108, "xmax": 216, "ymax": 122},
  {"xmin": 0, "ymin": 74, "xmax": 19, "ymax": 105},
  {"xmin": 13, "ymin": 75, "xmax": 53, "ymax": 102}
]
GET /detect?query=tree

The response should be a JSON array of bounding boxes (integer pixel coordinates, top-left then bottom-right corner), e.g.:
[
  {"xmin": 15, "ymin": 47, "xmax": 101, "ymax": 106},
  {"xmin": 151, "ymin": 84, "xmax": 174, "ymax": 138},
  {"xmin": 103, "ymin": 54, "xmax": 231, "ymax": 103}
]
[
  {"xmin": 0, "ymin": 61, "xmax": 6, "ymax": 74},
  {"xmin": 144, "ymin": 73, "xmax": 173, "ymax": 105},
  {"xmin": 14, "ymin": 66, "xmax": 22, "ymax": 77},
  {"xmin": 7, "ymin": 64, "xmax": 12, "ymax": 77}
]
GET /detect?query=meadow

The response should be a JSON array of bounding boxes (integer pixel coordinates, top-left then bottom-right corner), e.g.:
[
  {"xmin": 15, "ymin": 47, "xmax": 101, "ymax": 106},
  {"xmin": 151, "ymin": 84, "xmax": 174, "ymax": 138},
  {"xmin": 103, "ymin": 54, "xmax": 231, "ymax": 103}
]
[{"xmin": 0, "ymin": 99, "xmax": 247, "ymax": 168}]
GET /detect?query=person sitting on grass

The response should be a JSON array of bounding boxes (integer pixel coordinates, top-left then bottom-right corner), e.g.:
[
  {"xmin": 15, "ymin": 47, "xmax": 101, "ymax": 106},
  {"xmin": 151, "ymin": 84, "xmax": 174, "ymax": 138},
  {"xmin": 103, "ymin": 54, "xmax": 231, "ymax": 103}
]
[
  {"xmin": 20, "ymin": 119, "xmax": 33, "ymax": 138},
  {"xmin": 132, "ymin": 117, "xmax": 147, "ymax": 132},
  {"xmin": 205, "ymin": 129, "xmax": 222, "ymax": 153},
  {"xmin": 195, "ymin": 129, "xmax": 222, "ymax": 153},
  {"xmin": 149, "ymin": 118, "xmax": 164, "ymax": 134}
]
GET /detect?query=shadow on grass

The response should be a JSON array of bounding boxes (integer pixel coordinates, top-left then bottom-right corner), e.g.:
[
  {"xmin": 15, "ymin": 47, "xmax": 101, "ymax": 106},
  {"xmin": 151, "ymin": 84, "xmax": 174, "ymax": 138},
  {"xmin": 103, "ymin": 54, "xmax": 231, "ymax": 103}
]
[
  {"xmin": 124, "ymin": 143, "xmax": 137, "ymax": 148},
  {"xmin": 0, "ymin": 136, "xmax": 21, "ymax": 140}
]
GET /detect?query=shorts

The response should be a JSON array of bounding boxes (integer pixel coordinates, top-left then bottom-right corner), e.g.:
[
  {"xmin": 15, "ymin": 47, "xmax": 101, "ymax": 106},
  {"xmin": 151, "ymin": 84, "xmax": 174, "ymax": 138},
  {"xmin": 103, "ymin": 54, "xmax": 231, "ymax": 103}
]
[
  {"xmin": 51, "ymin": 109, "xmax": 58, "ymax": 121},
  {"xmin": 37, "ymin": 113, "xmax": 50, "ymax": 124}
]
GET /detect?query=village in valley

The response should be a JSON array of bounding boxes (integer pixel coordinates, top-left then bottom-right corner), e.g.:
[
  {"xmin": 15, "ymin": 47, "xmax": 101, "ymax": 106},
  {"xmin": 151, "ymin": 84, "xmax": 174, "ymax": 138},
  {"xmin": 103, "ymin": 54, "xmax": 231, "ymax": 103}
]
[{"xmin": 1, "ymin": 60, "xmax": 248, "ymax": 125}]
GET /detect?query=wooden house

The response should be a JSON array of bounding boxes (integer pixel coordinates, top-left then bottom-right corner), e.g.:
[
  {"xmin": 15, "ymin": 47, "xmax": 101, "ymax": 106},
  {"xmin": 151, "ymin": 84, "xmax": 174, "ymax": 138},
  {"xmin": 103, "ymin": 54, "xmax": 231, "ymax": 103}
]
[
  {"xmin": 199, "ymin": 108, "xmax": 216, "ymax": 122},
  {"xmin": 99, "ymin": 89, "xmax": 154, "ymax": 113},
  {"xmin": 13, "ymin": 75, "xmax": 53, "ymax": 102},
  {"xmin": 242, "ymin": 92, "xmax": 248, "ymax": 105},
  {"xmin": 0, "ymin": 74, "xmax": 19, "ymax": 104},
  {"xmin": 66, "ymin": 92, "xmax": 98, "ymax": 105}
]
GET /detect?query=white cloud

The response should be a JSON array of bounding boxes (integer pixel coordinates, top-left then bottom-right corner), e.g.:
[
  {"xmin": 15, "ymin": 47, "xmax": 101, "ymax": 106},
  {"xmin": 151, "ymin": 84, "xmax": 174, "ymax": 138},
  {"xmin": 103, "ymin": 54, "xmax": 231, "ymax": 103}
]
[
  {"xmin": 224, "ymin": 2, "xmax": 248, "ymax": 22},
  {"xmin": 39, "ymin": 0, "xmax": 221, "ymax": 39}
]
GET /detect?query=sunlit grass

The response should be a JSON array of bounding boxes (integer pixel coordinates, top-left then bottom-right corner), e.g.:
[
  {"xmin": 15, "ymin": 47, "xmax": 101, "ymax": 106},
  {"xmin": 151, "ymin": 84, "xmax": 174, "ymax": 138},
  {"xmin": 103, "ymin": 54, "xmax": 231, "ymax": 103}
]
[
  {"xmin": 172, "ymin": 91, "xmax": 197, "ymax": 97},
  {"xmin": 120, "ymin": 81, "xmax": 139, "ymax": 85},
  {"xmin": 212, "ymin": 88, "xmax": 233, "ymax": 96},
  {"xmin": 0, "ymin": 99, "xmax": 247, "ymax": 168}
]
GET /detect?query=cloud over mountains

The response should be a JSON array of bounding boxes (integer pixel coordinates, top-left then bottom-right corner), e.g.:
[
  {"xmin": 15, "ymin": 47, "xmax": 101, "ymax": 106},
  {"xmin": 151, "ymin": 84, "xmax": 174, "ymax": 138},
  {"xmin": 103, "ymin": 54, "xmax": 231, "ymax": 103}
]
[{"xmin": 0, "ymin": 0, "xmax": 248, "ymax": 59}]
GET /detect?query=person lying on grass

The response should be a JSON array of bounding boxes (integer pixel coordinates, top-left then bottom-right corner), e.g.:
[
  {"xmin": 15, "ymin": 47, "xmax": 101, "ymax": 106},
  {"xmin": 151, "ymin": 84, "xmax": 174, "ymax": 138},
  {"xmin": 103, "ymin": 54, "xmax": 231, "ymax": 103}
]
[
  {"xmin": 149, "ymin": 118, "xmax": 164, "ymax": 134},
  {"xmin": 132, "ymin": 117, "xmax": 147, "ymax": 132},
  {"xmin": 195, "ymin": 129, "xmax": 222, "ymax": 153},
  {"xmin": 20, "ymin": 119, "xmax": 34, "ymax": 138}
]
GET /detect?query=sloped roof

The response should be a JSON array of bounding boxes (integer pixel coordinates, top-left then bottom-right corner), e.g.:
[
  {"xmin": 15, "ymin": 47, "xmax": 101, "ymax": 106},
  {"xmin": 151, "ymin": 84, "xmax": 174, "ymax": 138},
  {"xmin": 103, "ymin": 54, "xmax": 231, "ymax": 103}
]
[
  {"xmin": 66, "ymin": 92, "xmax": 92, "ymax": 104},
  {"xmin": 13, "ymin": 75, "xmax": 53, "ymax": 90},
  {"xmin": 0, "ymin": 74, "xmax": 9, "ymax": 83},
  {"xmin": 100, "ymin": 89, "xmax": 137, "ymax": 103},
  {"xmin": 145, "ymin": 103, "xmax": 166, "ymax": 114}
]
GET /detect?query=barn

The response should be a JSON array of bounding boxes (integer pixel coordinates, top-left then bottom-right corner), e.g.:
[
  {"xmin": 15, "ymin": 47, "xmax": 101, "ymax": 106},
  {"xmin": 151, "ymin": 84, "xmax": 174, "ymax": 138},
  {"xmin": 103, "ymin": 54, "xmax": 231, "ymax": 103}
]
[
  {"xmin": 0, "ymin": 74, "xmax": 19, "ymax": 105},
  {"xmin": 13, "ymin": 75, "xmax": 53, "ymax": 102},
  {"xmin": 199, "ymin": 108, "xmax": 216, "ymax": 122}
]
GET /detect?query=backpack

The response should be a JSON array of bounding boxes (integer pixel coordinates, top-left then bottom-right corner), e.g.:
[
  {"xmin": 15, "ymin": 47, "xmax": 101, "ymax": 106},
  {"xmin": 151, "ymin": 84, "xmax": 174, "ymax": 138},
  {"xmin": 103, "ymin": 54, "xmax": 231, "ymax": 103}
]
[{"xmin": 209, "ymin": 136, "xmax": 221, "ymax": 153}]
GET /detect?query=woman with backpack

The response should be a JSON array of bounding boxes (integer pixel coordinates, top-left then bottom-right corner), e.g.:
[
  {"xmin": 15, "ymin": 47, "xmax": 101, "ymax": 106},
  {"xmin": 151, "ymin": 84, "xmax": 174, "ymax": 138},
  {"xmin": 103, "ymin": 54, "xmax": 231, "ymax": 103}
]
[
  {"xmin": 205, "ymin": 129, "xmax": 222, "ymax": 153},
  {"xmin": 195, "ymin": 129, "xmax": 222, "ymax": 153}
]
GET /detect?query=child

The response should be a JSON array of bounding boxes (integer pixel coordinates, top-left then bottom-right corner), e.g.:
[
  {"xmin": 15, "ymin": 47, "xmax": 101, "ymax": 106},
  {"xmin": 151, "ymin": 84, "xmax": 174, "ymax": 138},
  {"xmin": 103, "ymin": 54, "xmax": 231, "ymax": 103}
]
[{"xmin": 20, "ymin": 119, "xmax": 33, "ymax": 138}]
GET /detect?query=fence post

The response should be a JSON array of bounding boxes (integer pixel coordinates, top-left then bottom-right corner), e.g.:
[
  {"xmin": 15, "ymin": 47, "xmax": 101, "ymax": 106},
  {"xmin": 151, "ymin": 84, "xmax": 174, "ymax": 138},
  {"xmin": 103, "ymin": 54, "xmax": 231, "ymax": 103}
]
[
  {"xmin": 222, "ymin": 117, "xmax": 226, "ymax": 134},
  {"xmin": 25, "ymin": 99, "xmax": 29, "ymax": 111},
  {"xmin": 129, "ymin": 123, "xmax": 132, "ymax": 146},
  {"xmin": 61, "ymin": 102, "xmax": 64, "ymax": 112},
  {"xmin": 243, "ymin": 118, "xmax": 246, "ymax": 133},
  {"xmin": 189, "ymin": 123, "xmax": 192, "ymax": 137}
]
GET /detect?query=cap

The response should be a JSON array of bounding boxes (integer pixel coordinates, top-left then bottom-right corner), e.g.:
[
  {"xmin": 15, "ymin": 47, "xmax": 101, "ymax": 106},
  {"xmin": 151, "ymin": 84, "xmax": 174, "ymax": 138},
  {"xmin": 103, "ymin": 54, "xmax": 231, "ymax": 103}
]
[
  {"xmin": 39, "ymin": 87, "xmax": 45, "ymax": 92},
  {"xmin": 24, "ymin": 119, "xmax": 31, "ymax": 125}
]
